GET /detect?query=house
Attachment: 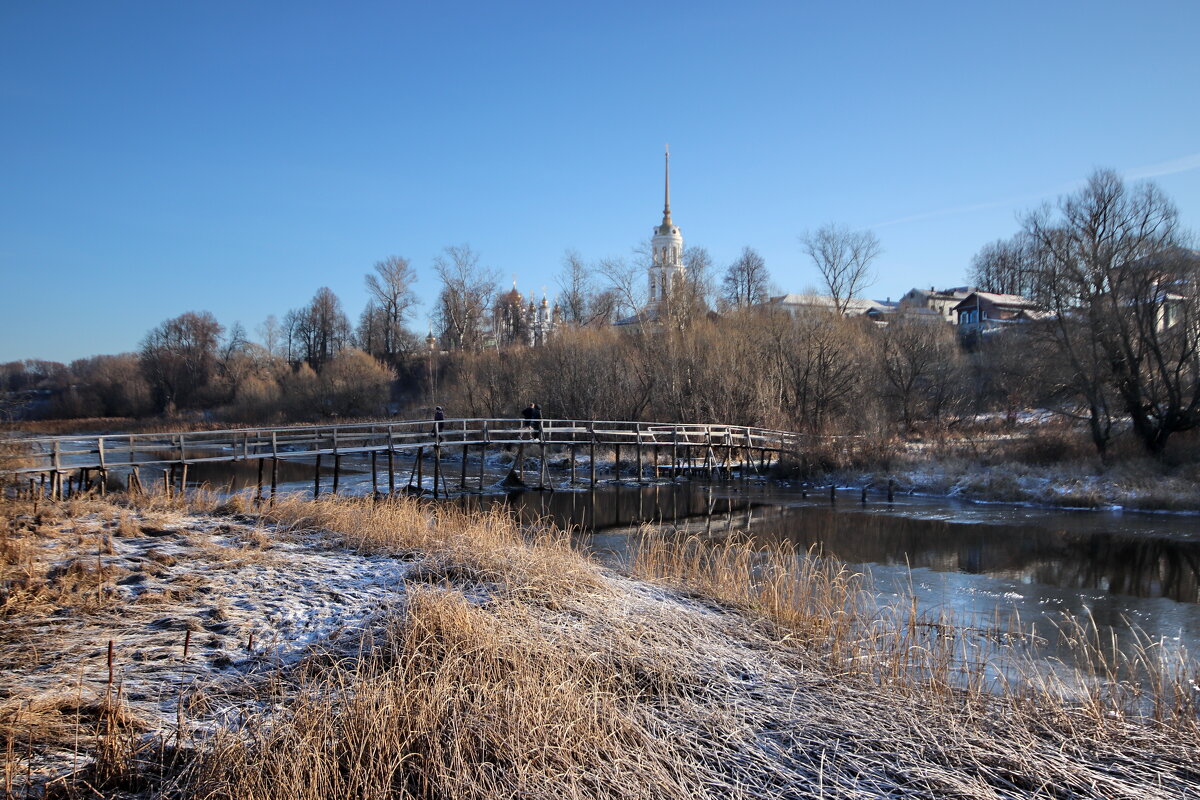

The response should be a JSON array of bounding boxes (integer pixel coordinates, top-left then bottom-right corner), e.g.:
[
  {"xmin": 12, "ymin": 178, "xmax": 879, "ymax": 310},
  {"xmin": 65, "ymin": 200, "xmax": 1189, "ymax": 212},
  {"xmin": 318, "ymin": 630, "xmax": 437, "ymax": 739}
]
[
  {"xmin": 950, "ymin": 291, "xmax": 1043, "ymax": 337},
  {"xmin": 760, "ymin": 293, "xmax": 892, "ymax": 319},
  {"xmin": 898, "ymin": 286, "xmax": 973, "ymax": 323}
]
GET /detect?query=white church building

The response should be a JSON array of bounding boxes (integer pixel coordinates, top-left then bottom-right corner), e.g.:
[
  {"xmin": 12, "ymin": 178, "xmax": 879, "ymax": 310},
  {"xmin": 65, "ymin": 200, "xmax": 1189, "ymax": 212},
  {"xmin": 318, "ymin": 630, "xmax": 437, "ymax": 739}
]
[{"xmin": 617, "ymin": 148, "xmax": 688, "ymax": 328}]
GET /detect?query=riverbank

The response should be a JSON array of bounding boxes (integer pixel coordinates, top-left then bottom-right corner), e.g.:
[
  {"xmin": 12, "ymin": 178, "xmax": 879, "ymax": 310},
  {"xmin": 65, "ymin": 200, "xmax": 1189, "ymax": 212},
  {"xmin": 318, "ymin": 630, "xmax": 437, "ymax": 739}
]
[
  {"xmin": 848, "ymin": 457, "xmax": 1200, "ymax": 513},
  {"xmin": 2, "ymin": 489, "xmax": 1197, "ymax": 799}
]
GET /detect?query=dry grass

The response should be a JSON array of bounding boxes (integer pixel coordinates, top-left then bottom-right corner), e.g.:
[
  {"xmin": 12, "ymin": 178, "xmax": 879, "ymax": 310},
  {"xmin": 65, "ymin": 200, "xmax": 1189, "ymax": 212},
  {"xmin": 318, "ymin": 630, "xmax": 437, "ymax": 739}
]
[
  {"xmin": 3, "ymin": 490, "xmax": 1199, "ymax": 799},
  {"xmin": 256, "ymin": 493, "xmax": 606, "ymax": 604},
  {"xmin": 631, "ymin": 529, "xmax": 1200, "ymax": 732}
]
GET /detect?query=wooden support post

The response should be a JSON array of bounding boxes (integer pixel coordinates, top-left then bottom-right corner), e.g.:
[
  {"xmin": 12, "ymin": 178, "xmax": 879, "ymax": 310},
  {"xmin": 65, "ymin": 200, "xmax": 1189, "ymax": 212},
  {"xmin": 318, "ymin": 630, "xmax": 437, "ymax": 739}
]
[
  {"xmin": 387, "ymin": 426, "xmax": 396, "ymax": 495},
  {"xmin": 331, "ymin": 429, "xmax": 340, "ymax": 495},
  {"xmin": 653, "ymin": 444, "xmax": 660, "ymax": 479},
  {"xmin": 388, "ymin": 445, "xmax": 395, "ymax": 495},
  {"xmin": 861, "ymin": 486, "xmax": 868, "ymax": 504},
  {"xmin": 589, "ymin": 423, "xmax": 597, "ymax": 485},
  {"xmin": 180, "ymin": 463, "xmax": 188, "ymax": 497},
  {"xmin": 672, "ymin": 429, "xmax": 679, "ymax": 480},
  {"xmin": 636, "ymin": 428, "xmax": 643, "ymax": 483},
  {"xmin": 830, "ymin": 483, "xmax": 836, "ymax": 503},
  {"xmin": 163, "ymin": 469, "xmax": 171, "ymax": 499},
  {"xmin": 256, "ymin": 457, "xmax": 264, "ymax": 502},
  {"xmin": 614, "ymin": 443, "xmax": 621, "ymax": 480},
  {"xmin": 416, "ymin": 447, "xmax": 424, "ymax": 493},
  {"xmin": 313, "ymin": 455, "xmax": 322, "ymax": 499},
  {"xmin": 539, "ymin": 437, "xmax": 547, "ymax": 489},
  {"xmin": 460, "ymin": 441, "xmax": 468, "ymax": 490},
  {"xmin": 270, "ymin": 432, "xmax": 278, "ymax": 501},
  {"xmin": 569, "ymin": 443, "xmax": 576, "ymax": 485},
  {"xmin": 52, "ymin": 440, "xmax": 61, "ymax": 499},
  {"xmin": 97, "ymin": 439, "xmax": 107, "ymax": 496},
  {"xmin": 433, "ymin": 442, "xmax": 441, "ymax": 498},
  {"xmin": 371, "ymin": 450, "xmax": 378, "ymax": 495},
  {"xmin": 479, "ymin": 421, "xmax": 489, "ymax": 489},
  {"xmin": 887, "ymin": 478, "xmax": 895, "ymax": 503}
]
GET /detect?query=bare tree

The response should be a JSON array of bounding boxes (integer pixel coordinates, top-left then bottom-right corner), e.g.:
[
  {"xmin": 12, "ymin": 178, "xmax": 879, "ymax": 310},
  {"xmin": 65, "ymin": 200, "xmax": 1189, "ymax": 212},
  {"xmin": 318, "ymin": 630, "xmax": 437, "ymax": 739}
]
[
  {"xmin": 433, "ymin": 244, "xmax": 497, "ymax": 350},
  {"xmin": 720, "ymin": 246, "xmax": 771, "ymax": 310},
  {"xmin": 257, "ymin": 314, "xmax": 281, "ymax": 357},
  {"xmin": 554, "ymin": 249, "xmax": 613, "ymax": 328},
  {"xmin": 879, "ymin": 312, "xmax": 966, "ymax": 429},
  {"xmin": 597, "ymin": 255, "xmax": 645, "ymax": 321},
  {"xmin": 287, "ymin": 288, "xmax": 352, "ymax": 371},
  {"xmin": 364, "ymin": 256, "xmax": 419, "ymax": 366},
  {"xmin": 139, "ymin": 311, "xmax": 224, "ymax": 412},
  {"xmin": 969, "ymin": 234, "xmax": 1039, "ymax": 297},
  {"xmin": 683, "ymin": 245, "xmax": 716, "ymax": 310},
  {"xmin": 1024, "ymin": 169, "xmax": 1195, "ymax": 455},
  {"xmin": 801, "ymin": 224, "xmax": 882, "ymax": 314}
]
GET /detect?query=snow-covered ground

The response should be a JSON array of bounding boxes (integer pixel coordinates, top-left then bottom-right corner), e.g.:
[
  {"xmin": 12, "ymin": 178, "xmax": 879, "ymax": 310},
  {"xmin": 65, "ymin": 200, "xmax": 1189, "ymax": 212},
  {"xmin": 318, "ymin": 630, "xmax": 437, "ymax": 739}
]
[
  {"xmin": 1, "ymin": 505, "xmax": 417, "ymax": 784},
  {"xmin": 862, "ymin": 458, "xmax": 1200, "ymax": 512}
]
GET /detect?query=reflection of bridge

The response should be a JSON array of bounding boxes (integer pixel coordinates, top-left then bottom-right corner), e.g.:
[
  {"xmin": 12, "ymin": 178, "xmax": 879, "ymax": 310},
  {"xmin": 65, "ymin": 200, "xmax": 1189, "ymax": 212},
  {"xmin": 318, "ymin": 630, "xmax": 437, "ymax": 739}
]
[{"xmin": 1, "ymin": 418, "xmax": 809, "ymax": 500}]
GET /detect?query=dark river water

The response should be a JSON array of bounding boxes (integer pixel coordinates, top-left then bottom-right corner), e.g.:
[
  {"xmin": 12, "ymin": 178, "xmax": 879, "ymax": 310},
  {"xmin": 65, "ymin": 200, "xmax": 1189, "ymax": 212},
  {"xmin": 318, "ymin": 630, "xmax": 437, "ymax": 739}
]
[{"xmin": 465, "ymin": 480, "xmax": 1200, "ymax": 663}]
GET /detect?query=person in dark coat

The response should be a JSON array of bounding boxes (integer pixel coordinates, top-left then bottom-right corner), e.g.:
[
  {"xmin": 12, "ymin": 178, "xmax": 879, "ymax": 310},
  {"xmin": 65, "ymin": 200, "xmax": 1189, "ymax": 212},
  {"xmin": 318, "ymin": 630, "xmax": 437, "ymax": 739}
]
[
  {"xmin": 521, "ymin": 402, "xmax": 542, "ymax": 438},
  {"xmin": 433, "ymin": 405, "xmax": 445, "ymax": 436}
]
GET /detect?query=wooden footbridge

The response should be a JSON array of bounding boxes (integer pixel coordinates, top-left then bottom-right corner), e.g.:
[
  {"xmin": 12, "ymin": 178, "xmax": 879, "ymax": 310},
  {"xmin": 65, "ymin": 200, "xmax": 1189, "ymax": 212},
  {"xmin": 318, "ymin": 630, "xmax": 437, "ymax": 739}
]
[{"xmin": 0, "ymin": 418, "xmax": 806, "ymax": 501}]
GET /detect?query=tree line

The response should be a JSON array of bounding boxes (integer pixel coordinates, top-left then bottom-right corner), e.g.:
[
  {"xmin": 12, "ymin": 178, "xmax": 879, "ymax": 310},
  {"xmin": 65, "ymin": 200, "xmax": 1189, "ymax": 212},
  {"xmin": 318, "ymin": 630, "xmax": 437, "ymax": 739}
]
[{"xmin": 3, "ymin": 170, "xmax": 1196, "ymax": 461}]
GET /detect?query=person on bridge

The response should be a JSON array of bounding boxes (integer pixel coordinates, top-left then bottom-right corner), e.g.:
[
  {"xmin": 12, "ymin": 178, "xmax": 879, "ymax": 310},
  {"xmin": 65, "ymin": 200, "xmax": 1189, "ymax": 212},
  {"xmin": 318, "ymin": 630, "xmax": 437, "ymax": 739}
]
[
  {"xmin": 521, "ymin": 402, "xmax": 542, "ymax": 439},
  {"xmin": 433, "ymin": 406, "xmax": 445, "ymax": 437}
]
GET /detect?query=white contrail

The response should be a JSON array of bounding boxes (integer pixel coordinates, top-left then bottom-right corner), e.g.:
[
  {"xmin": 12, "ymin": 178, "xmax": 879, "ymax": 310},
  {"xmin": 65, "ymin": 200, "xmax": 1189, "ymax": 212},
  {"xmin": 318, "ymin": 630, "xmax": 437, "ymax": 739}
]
[
  {"xmin": 868, "ymin": 152, "xmax": 1200, "ymax": 230},
  {"xmin": 1123, "ymin": 152, "xmax": 1200, "ymax": 180}
]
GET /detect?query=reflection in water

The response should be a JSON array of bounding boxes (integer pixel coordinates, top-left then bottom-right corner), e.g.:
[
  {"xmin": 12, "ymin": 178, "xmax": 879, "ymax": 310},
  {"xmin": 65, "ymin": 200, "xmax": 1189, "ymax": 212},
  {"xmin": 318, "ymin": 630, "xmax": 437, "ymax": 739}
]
[
  {"xmin": 483, "ymin": 482, "xmax": 1200, "ymax": 661},
  {"xmin": 482, "ymin": 483, "xmax": 1200, "ymax": 605}
]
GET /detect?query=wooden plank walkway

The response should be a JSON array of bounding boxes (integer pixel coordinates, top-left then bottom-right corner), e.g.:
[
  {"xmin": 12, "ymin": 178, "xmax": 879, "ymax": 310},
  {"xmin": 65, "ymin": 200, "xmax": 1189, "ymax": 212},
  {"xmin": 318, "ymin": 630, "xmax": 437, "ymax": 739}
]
[{"xmin": 0, "ymin": 417, "xmax": 809, "ymax": 500}]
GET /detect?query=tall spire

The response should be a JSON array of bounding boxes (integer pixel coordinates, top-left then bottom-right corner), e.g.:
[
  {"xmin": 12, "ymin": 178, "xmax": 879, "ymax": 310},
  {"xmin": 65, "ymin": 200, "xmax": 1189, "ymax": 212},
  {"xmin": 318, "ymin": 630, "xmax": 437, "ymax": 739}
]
[{"xmin": 662, "ymin": 145, "xmax": 672, "ymax": 228}]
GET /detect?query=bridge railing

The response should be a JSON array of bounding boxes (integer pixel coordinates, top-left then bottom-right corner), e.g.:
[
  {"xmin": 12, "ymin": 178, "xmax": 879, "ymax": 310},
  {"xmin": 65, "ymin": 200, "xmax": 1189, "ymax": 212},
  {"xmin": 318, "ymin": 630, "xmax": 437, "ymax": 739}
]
[{"xmin": 0, "ymin": 418, "xmax": 812, "ymax": 477}]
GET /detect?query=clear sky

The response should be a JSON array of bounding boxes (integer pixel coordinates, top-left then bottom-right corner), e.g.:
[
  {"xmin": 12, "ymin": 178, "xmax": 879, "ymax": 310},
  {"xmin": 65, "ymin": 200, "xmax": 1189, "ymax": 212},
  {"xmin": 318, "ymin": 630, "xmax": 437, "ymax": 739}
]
[{"xmin": 2, "ymin": 0, "xmax": 1198, "ymax": 363}]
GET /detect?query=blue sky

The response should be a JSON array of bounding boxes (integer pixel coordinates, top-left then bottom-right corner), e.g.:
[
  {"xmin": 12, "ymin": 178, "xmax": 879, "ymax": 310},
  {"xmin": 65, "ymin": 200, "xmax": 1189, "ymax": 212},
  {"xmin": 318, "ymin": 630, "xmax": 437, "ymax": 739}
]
[{"xmin": 2, "ymin": 1, "xmax": 1198, "ymax": 363}]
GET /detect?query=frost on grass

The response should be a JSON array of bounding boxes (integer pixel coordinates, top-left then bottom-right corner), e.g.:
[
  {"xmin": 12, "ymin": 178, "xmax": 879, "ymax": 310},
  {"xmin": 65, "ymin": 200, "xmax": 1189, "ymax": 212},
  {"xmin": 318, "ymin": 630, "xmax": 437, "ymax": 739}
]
[
  {"xmin": 2, "ymin": 493, "xmax": 1199, "ymax": 799},
  {"xmin": 0, "ymin": 496, "xmax": 415, "ymax": 791}
]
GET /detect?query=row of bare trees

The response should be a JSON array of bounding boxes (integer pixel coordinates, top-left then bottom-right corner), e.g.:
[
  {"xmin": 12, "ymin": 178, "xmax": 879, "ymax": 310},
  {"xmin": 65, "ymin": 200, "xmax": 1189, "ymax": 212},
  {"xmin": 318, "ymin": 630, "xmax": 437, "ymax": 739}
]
[{"xmin": 437, "ymin": 307, "xmax": 971, "ymax": 437}]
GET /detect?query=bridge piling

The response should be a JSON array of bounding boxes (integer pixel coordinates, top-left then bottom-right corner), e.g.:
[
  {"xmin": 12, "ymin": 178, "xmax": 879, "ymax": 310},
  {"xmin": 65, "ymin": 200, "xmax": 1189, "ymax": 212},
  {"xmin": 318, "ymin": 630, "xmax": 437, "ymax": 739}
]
[
  {"xmin": 436, "ymin": 441, "xmax": 446, "ymax": 496},
  {"xmin": 589, "ymin": 423, "xmax": 596, "ymax": 485},
  {"xmin": 479, "ymin": 422, "xmax": 488, "ymax": 489}
]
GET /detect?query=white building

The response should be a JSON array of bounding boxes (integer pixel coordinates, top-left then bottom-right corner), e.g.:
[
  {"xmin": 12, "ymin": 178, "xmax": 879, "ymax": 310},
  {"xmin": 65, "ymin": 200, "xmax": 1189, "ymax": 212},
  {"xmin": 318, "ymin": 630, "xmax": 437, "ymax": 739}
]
[
  {"xmin": 617, "ymin": 148, "xmax": 687, "ymax": 328},
  {"xmin": 898, "ymin": 286, "xmax": 974, "ymax": 323}
]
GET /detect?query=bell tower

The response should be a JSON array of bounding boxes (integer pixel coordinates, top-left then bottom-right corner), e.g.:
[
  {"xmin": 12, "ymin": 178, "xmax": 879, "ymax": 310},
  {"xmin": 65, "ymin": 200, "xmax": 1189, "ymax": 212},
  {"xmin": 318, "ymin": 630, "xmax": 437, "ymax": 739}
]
[{"xmin": 648, "ymin": 146, "xmax": 685, "ymax": 312}]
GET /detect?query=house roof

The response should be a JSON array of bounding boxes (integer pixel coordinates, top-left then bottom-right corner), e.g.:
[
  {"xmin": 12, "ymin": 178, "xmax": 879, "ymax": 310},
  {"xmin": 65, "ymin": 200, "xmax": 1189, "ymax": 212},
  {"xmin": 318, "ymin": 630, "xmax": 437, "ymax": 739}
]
[
  {"xmin": 950, "ymin": 291, "xmax": 1041, "ymax": 312},
  {"xmin": 764, "ymin": 294, "xmax": 889, "ymax": 315}
]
